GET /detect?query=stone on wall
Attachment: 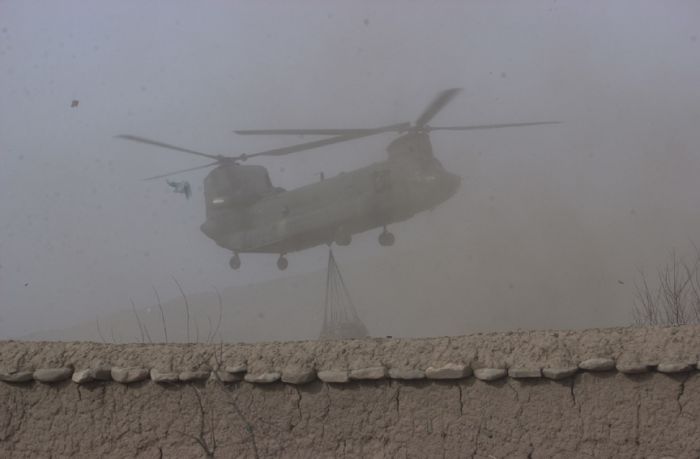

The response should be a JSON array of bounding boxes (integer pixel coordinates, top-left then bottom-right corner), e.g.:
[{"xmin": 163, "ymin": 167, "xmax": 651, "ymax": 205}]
[{"xmin": 34, "ymin": 368, "xmax": 73, "ymax": 383}]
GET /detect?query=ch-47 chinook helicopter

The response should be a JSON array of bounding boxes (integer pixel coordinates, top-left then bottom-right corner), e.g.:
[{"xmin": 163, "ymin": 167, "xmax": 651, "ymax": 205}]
[{"xmin": 117, "ymin": 89, "xmax": 558, "ymax": 271}]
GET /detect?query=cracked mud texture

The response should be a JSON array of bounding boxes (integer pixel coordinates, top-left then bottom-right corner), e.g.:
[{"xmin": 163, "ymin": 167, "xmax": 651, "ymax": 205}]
[{"xmin": 1, "ymin": 372, "xmax": 699, "ymax": 458}]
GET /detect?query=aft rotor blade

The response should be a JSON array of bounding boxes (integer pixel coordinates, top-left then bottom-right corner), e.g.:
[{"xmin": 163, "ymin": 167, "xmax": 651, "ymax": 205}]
[
  {"xmin": 143, "ymin": 161, "xmax": 219, "ymax": 181},
  {"xmin": 428, "ymin": 121, "xmax": 561, "ymax": 132},
  {"xmin": 415, "ymin": 88, "xmax": 462, "ymax": 128},
  {"xmin": 115, "ymin": 135, "xmax": 221, "ymax": 160},
  {"xmin": 243, "ymin": 122, "xmax": 410, "ymax": 159},
  {"xmin": 235, "ymin": 128, "xmax": 388, "ymax": 136}
]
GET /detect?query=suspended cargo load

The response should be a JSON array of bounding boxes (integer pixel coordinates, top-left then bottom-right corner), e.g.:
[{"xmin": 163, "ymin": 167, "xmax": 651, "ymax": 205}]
[{"xmin": 319, "ymin": 250, "xmax": 368, "ymax": 340}]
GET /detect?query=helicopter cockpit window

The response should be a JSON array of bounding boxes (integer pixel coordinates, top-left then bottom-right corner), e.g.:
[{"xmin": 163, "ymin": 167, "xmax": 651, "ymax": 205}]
[{"xmin": 204, "ymin": 165, "xmax": 272, "ymax": 210}]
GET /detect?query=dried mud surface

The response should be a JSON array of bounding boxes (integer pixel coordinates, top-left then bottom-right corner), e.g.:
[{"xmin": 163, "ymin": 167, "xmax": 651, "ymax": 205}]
[{"xmin": 1, "ymin": 373, "xmax": 699, "ymax": 458}]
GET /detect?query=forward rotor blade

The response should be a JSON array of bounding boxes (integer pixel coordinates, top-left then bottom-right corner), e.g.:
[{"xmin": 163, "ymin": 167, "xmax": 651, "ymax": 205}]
[
  {"xmin": 427, "ymin": 121, "xmax": 561, "ymax": 132},
  {"xmin": 242, "ymin": 122, "xmax": 410, "ymax": 159},
  {"xmin": 143, "ymin": 161, "xmax": 219, "ymax": 181},
  {"xmin": 235, "ymin": 128, "xmax": 386, "ymax": 136},
  {"xmin": 115, "ymin": 135, "xmax": 221, "ymax": 160},
  {"xmin": 415, "ymin": 88, "xmax": 462, "ymax": 128}
]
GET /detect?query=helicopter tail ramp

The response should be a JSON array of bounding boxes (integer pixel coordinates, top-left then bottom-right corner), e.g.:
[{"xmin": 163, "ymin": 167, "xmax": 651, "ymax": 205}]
[{"xmin": 2, "ymin": 326, "xmax": 700, "ymax": 457}]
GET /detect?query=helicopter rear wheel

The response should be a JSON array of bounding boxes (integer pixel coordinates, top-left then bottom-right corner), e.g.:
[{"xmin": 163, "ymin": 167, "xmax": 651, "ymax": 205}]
[
  {"xmin": 379, "ymin": 229, "xmax": 395, "ymax": 247},
  {"xmin": 229, "ymin": 253, "xmax": 241, "ymax": 270},
  {"xmin": 277, "ymin": 255, "xmax": 288, "ymax": 271}
]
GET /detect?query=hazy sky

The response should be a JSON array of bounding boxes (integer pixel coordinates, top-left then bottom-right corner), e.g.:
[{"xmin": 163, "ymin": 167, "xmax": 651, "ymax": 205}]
[{"xmin": 1, "ymin": 1, "xmax": 699, "ymax": 339}]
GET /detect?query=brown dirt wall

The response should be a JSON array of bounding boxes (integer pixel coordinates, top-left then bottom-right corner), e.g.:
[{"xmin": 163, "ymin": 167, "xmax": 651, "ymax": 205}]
[{"xmin": 1, "ymin": 326, "xmax": 700, "ymax": 458}]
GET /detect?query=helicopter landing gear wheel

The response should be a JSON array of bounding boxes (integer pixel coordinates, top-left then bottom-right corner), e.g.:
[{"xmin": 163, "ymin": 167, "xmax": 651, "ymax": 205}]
[
  {"xmin": 277, "ymin": 255, "xmax": 288, "ymax": 271},
  {"xmin": 229, "ymin": 253, "xmax": 241, "ymax": 270},
  {"xmin": 379, "ymin": 228, "xmax": 395, "ymax": 247}
]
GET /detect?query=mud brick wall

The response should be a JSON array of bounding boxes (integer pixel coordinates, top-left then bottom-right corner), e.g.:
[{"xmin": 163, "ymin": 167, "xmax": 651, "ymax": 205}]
[{"xmin": 2, "ymin": 326, "xmax": 700, "ymax": 458}]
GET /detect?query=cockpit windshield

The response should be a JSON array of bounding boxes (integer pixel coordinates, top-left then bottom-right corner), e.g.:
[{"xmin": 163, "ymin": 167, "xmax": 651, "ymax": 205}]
[{"xmin": 204, "ymin": 165, "xmax": 272, "ymax": 212}]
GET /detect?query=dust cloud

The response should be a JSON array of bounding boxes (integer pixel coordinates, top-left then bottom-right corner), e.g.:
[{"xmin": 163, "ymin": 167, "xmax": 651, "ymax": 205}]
[{"xmin": 1, "ymin": 1, "xmax": 700, "ymax": 341}]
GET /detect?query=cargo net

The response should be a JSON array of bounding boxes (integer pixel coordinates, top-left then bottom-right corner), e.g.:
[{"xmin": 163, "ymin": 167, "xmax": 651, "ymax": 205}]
[{"xmin": 319, "ymin": 249, "xmax": 369, "ymax": 340}]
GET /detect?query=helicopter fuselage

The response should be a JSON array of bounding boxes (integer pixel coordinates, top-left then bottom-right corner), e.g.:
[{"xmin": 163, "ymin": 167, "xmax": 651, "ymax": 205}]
[
  {"xmin": 200, "ymin": 135, "xmax": 460, "ymax": 255},
  {"xmin": 116, "ymin": 88, "xmax": 557, "ymax": 269}
]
